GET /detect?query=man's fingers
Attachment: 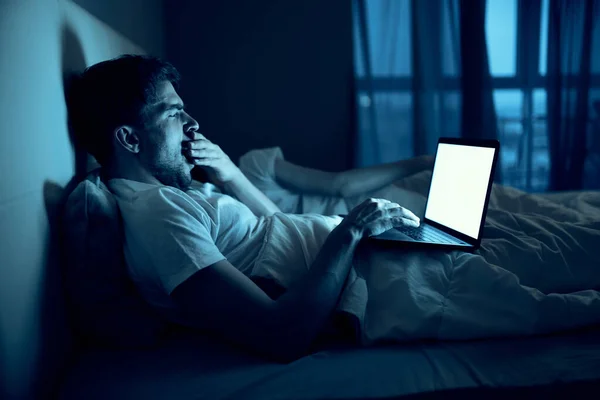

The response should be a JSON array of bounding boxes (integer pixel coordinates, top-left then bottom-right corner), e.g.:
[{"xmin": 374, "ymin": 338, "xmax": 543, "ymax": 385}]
[
  {"xmin": 182, "ymin": 132, "xmax": 206, "ymax": 143},
  {"xmin": 193, "ymin": 157, "xmax": 218, "ymax": 166},
  {"xmin": 183, "ymin": 135, "xmax": 213, "ymax": 149},
  {"xmin": 392, "ymin": 216, "xmax": 420, "ymax": 228},
  {"xmin": 187, "ymin": 149, "xmax": 218, "ymax": 158},
  {"xmin": 400, "ymin": 207, "xmax": 419, "ymax": 223},
  {"xmin": 362, "ymin": 198, "xmax": 390, "ymax": 206},
  {"xmin": 190, "ymin": 131, "xmax": 207, "ymax": 141},
  {"xmin": 384, "ymin": 203, "xmax": 420, "ymax": 223},
  {"xmin": 184, "ymin": 140, "xmax": 213, "ymax": 151}
]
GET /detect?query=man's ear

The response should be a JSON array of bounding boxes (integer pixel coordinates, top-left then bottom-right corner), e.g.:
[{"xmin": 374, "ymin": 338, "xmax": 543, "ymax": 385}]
[{"xmin": 114, "ymin": 126, "xmax": 140, "ymax": 154}]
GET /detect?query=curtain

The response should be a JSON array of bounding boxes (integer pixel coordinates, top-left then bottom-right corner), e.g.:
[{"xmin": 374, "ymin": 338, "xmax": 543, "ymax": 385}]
[
  {"xmin": 459, "ymin": 0, "xmax": 501, "ymax": 182},
  {"xmin": 353, "ymin": 0, "xmax": 462, "ymax": 167},
  {"xmin": 353, "ymin": 0, "xmax": 497, "ymax": 164},
  {"xmin": 546, "ymin": 0, "xmax": 600, "ymax": 190},
  {"xmin": 410, "ymin": 0, "xmax": 458, "ymax": 155},
  {"xmin": 459, "ymin": 0, "xmax": 498, "ymax": 141},
  {"xmin": 352, "ymin": 0, "xmax": 600, "ymax": 191}
]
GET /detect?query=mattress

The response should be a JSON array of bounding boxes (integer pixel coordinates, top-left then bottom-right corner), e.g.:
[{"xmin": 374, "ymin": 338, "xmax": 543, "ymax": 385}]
[{"xmin": 59, "ymin": 326, "xmax": 600, "ymax": 400}]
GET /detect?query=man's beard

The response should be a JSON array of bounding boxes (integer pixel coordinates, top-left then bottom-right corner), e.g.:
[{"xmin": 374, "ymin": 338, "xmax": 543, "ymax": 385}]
[{"xmin": 149, "ymin": 160, "xmax": 192, "ymax": 190}]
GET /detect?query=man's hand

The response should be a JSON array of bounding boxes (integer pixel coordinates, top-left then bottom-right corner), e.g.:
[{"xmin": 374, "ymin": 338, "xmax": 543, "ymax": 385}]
[
  {"xmin": 182, "ymin": 133, "xmax": 242, "ymax": 185},
  {"xmin": 340, "ymin": 198, "xmax": 420, "ymax": 239}
]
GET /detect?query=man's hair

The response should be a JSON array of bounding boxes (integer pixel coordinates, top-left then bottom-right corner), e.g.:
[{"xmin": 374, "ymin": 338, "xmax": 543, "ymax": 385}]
[{"xmin": 67, "ymin": 54, "xmax": 181, "ymax": 165}]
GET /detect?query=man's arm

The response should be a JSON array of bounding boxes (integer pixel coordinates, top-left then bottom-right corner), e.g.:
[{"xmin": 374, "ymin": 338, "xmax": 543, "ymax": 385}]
[
  {"xmin": 170, "ymin": 198, "xmax": 419, "ymax": 362},
  {"xmin": 274, "ymin": 155, "xmax": 434, "ymax": 198},
  {"xmin": 183, "ymin": 133, "xmax": 281, "ymax": 216},
  {"xmin": 171, "ymin": 221, "xmax": 361, "ymax": 362}
]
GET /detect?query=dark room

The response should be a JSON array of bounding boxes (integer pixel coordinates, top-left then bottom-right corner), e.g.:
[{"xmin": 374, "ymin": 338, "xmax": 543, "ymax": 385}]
[{"xmin": 1, "ymin": 0, "xmax": 600, "ymax": 399}]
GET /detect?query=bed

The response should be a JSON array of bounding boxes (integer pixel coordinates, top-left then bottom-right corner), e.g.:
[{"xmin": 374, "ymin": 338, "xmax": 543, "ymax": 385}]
[
  {"xmin": 59, "ymin": 324, "xmax": 600, "ymax": 399},
  {"xmin": 57, "ymin": 149, "xmax": 600, "ymax": 399}
]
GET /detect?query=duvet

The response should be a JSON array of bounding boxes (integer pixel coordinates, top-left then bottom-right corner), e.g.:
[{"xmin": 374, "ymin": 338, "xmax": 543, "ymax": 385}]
[
  {"xmin": 240, "ymin": 148, "xmax": 600, "ymax": 345},
  {"xmin": 358, "ymin": 178, "xmax": 600, "ymax": 345}
]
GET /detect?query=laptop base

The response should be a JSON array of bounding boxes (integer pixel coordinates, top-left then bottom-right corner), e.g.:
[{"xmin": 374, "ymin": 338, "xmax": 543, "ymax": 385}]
[{"xmin": 368, "ymin": 230, "xmax": 477, "ymax": 253}]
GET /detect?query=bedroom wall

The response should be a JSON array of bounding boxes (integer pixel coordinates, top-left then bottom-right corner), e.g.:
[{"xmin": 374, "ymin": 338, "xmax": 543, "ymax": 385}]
[
  {"xmin": 72, "ymin": 0, "xmax": 165, "ymax": 58},
  {"xmin": 165, "ymin": 0, "xmax": 356, "ymax": 172},
  {"xmin": 0, "ymin": 1, "xmax": 162, "ymax": 398}
]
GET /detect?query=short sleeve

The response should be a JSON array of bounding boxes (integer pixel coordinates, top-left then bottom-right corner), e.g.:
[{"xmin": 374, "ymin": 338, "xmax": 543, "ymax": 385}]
[{"xmin": 128, "ymin": 187, "xmax": 226, "ymax": 295}]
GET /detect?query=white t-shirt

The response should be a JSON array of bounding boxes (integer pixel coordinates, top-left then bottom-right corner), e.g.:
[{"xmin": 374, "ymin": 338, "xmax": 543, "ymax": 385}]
[
  {"xmin": 108, "ymin": 178, "xmax": 271, "ymax": 320},
  {"xmin": 108, "ymin": 178, "xmax": 366, "ymax": 326}
]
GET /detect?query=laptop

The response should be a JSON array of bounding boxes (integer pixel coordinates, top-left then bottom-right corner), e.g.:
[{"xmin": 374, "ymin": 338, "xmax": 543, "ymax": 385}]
[{"xmin": 370, "ymin": 137, "xmax": 500, "ymax": 252}]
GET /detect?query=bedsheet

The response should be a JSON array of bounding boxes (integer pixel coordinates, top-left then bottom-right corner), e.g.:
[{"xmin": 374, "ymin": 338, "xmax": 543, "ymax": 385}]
[{"xmin": 60, "ymin": 326, "xmax": 600, "ymax": 400}]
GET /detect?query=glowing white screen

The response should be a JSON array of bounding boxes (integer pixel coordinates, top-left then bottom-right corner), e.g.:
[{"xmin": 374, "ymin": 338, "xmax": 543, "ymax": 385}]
[{"xmin": 425, "ymin": 143, "xmax": 496, "ymax": 239}]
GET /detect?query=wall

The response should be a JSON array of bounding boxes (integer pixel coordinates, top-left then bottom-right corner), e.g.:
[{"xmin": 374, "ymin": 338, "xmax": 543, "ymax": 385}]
[
  {"xmin": 0, "ymin": 1, "xmax": 353, "ymax": 397},
  {"xmin": 165, "ymin": 0, "xmax": 355, "ymax": 171},
  {"xmin": 0, "ymin": 1, "xmax": 162, "ymax": 398},
  {"xmin": 72, "ymin": 0, "xmax": 165, "ymax": 57}
]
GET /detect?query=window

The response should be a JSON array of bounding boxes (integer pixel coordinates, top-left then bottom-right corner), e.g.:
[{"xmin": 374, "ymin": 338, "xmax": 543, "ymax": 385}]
[
  {"xmin": 355, "ymin": 92, "xmax": 413, "ymax": 166},
  {"xmin": 353, "ymin": 0, "xmax": 600, "ymax": 190},
  {"xmin": 494, "ymin": 90, "xmax": 523, "ymax": 185},
  {"xmin": 486, "ymin": 0, "xmax": 549, "ymax": 191}
]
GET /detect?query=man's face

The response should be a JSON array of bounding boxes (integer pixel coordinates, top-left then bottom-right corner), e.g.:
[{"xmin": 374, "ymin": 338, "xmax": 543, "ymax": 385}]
[{"xmin": 136, "ymin": 81, "xmax": 199, "ymax": 190}]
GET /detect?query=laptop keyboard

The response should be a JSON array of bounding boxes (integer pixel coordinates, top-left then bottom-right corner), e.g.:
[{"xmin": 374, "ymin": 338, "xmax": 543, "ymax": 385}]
[{"xmin": 396, "ymin": 224, "xmax": 460, "ymax": 244}]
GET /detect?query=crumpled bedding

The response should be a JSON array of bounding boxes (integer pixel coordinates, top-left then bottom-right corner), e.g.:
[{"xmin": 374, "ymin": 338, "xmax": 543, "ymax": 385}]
[
  {"xmin": 239, "ymin": 146, "xmax": 438, "ymax": 218},
  {"xmin": 240, "ymin": 148, "xmax": 600, "ymax": 345}
]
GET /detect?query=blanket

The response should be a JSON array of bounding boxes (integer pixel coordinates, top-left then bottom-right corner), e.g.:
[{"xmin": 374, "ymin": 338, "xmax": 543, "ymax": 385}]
[
  {"xmin": 358, "ymin": 172, "xmax": 600, "ymax": 345},
  {"xmin": 240, "ymin": 148, "xmax": 600, "ymax": 345}
]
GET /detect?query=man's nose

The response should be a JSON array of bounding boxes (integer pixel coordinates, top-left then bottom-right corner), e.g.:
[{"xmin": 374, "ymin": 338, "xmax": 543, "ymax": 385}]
[{"xmin": 184, "ymin": 114, "xmax": 200, "ymax": 137}]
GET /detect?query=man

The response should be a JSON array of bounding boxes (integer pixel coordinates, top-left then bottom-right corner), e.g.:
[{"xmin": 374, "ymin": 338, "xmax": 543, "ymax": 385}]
[
  {"xmin": 68, "ymin": 54, "xmax": 423, "ymax": 362},
  {"xmin": 70, "ymin": 54, "xmax": 600, "ymax": 363}
]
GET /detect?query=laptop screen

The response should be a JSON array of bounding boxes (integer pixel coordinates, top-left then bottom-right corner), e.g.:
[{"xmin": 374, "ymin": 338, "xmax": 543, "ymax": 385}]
[{"xmin": 424, "ymin": 143, "xmax": 496, "ymax": 239}]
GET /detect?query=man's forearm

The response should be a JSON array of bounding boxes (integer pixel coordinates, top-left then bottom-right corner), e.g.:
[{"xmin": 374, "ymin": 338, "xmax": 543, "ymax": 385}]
[
  {"xmin": 269, "ymin": 224, "xmax": 361, "ymax": 360},
  {"xmin": 221, "ymin": 170, "xmax": 281, "ymax": 216}
]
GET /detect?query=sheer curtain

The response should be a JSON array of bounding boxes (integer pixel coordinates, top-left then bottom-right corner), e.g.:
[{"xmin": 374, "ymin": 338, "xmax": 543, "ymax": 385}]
[
  {"xmin": 353, "ymin": 0, "xmax": 462, "ymax": 167},
  {"xmin": 546, "ymin": 0, "xmax": 600, "ymax": 190},
  {"xmin": 352, "ymin": 0, "xmax": 600, "ymax": 191}
]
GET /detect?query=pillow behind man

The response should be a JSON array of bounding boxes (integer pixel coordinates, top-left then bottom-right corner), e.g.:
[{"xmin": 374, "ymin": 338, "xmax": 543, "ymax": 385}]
[{"xmin": 62, "ymin": 169, "xmax": 169, "ymax": 348}]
